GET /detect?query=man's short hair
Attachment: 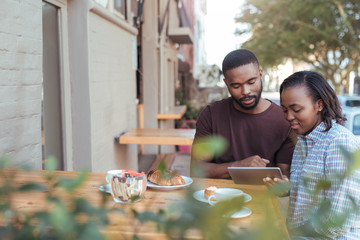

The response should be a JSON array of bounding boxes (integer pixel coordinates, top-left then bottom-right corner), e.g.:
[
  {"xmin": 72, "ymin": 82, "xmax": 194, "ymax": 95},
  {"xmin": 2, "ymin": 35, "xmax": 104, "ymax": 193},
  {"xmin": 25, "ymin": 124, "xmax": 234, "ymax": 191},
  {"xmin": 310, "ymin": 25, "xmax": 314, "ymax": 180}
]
[{"xmin": 222, "ymin": 49, "xmax": 259, "ymax": 77}]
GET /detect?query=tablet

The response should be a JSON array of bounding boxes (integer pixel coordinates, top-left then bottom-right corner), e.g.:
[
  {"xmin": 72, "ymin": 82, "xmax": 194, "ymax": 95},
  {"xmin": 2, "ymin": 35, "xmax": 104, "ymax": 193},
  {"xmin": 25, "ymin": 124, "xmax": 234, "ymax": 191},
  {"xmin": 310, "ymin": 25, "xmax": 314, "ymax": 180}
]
[{"xmin": 228, "ymin": 167, "xmax": 283, "ymax": 185}]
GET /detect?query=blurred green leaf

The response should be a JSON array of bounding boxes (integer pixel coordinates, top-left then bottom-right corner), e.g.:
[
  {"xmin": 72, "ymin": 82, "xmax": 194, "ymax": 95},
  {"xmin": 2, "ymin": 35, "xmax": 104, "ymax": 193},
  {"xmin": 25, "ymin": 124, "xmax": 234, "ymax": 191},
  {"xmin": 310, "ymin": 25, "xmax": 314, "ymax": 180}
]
[
  {"xmin": 158, "ymin": 161, "xmax": 167, "ymax": 174},
  {"xmin": 132, "ymin": 210, "xmax": 165, "ymax": 223},
  {"xmin": 192, "ymin": 136, "xmax": 228, "ymax": 160},
  {"xmin": 0, "ymin": 203, "xmax": 10, "ymax": 212},
  {"xmin": 46, "ymin": 196, "xmax": 62, "ymax": 205},
  {"xmin": 269, "ymin": 181, "xmax": 293, "ymax": 196},
  {"xmin": 76, "ymin": 222, "xmax": 105, "ymax": 240},
  {"xmin": 314, "ymin": 179, "xmax": 331, "ymax": 194},
  {"xmin": 18, "ymin": 183, "xmax": 47, "ymax": 192},
  {"xmin": 132, "ymin": 235, "xmax": 141, "ymax": 240},
  {"xmin": 0, "ymin": 155, "xmax": 11, "ymax": 169},
  {"xmin": 55, "ymin": 172, "xmax": 88, "ymax": 192},
  {"xmin": 44, "ymin": 156, "xmax": 57, "ymax": 172},
  {"xmin": 50, "ymin": 202, "xmax": 75, "ymax": 236},
  {"xmin": 349, "ymin": 150, "xmax": 360, "ymax": 175},
  {"xmin": 15, "ymin": 225, "xmax": 36, "ymax": 240}
]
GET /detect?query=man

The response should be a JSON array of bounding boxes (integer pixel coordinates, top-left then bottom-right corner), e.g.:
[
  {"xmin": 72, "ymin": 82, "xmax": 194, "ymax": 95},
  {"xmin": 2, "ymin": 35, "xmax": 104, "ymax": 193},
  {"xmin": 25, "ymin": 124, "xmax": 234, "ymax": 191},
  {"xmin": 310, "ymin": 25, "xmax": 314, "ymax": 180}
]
[{"xmin": 191, "ymin": 49, "xmax": 295, "ymax": 178}]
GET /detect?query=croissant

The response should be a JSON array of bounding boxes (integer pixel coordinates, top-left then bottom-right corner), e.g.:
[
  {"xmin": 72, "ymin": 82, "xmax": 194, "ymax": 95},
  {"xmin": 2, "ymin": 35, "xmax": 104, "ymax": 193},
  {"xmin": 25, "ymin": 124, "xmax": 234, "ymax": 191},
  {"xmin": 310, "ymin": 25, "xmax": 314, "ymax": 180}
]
[{"xmin": 146, "ymin": 169, "xmax": 185, "ymax": 186}]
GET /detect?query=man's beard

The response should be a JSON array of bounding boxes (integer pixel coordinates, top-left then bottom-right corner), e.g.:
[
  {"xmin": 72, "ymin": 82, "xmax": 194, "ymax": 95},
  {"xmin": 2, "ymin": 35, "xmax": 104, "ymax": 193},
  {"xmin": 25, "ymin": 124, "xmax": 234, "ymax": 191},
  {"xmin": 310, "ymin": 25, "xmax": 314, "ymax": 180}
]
[{"xmin": 233, "ymin": 84, "xmax": 262, "ymax": 110}]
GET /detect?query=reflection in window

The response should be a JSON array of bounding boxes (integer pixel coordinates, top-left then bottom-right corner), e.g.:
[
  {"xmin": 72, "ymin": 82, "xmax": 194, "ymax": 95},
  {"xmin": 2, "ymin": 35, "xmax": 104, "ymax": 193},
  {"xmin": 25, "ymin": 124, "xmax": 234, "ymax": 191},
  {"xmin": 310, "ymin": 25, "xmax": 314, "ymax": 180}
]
[
  {"xmin": 353, "ymin": 115, "xmax": 360, "ymax": 135},
  {"xmin": 346, "ymin": 100, "xmax": 360, "ymax": 107},
  {"xmin": 114, "ymin": 0, "xmax": 126, "ymax": 18}
]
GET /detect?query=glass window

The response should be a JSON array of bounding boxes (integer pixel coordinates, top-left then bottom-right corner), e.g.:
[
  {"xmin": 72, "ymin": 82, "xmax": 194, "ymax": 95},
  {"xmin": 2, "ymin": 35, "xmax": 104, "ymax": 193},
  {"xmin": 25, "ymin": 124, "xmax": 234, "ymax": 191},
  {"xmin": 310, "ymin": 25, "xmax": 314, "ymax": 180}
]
[
  {"xmin": 114, "ymin": 0, "xmax": 126, "ymax": 18},
  {"xmin": 346, "ymin": 100, "xmax": 360, "ymax": 107},
  {"xmin": 353, "ymin": 114, "xmax": 360, "ymax": 135}
]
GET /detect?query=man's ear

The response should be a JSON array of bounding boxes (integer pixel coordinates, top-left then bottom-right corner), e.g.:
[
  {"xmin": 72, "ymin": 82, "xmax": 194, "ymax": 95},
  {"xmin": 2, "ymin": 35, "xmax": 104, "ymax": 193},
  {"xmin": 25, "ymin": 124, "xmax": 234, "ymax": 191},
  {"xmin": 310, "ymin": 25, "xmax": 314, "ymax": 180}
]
[
  {"xmin": 223, "ymin": 78, "xmax": 228, "ymax": 87},
  {"xmin": 259, "ymin": 68, "xmax": 263, "ymax": 78}
]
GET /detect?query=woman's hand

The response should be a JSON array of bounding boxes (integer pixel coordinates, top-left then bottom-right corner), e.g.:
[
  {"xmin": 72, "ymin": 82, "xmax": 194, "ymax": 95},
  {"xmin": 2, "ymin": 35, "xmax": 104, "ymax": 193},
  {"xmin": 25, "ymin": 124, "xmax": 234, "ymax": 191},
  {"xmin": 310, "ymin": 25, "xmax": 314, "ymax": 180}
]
[{"xmin": 263, "ymin": 175, "xmax": 290, "ymax": 197}]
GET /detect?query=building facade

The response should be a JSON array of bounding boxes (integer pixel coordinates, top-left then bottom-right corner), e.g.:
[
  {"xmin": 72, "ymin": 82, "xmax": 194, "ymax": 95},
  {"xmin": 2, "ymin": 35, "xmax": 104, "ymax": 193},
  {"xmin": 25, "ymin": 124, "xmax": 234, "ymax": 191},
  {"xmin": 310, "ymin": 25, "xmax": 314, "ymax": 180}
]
[{"xmin": 0, "ymin": 0, "xmax": 198, "ymax": 172}]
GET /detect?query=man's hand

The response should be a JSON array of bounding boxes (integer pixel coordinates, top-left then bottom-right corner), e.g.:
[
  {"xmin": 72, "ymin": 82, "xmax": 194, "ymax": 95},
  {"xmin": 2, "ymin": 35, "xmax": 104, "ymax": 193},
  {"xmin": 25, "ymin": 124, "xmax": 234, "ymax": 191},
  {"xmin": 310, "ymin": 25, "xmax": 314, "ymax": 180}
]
[{"xmin": 230, "ymin": 155, "xmax": 270, "ymax": 167}]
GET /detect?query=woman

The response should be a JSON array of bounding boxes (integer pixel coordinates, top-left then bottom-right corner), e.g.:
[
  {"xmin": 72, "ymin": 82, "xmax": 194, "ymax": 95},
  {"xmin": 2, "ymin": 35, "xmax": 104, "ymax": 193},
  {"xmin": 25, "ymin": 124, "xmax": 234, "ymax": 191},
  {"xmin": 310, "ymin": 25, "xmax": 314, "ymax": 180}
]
[{"xmin": 264, "ymin": 71, "xmax": 360, "ymax": 239}]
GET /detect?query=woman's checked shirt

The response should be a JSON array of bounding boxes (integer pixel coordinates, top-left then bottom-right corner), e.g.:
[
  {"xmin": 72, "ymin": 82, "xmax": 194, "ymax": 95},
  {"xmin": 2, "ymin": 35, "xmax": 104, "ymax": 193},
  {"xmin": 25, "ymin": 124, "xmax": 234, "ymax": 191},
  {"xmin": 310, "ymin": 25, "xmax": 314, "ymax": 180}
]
[{"xmin": 287, "ymin": 121, "xmax": 360, "ymax": 239}]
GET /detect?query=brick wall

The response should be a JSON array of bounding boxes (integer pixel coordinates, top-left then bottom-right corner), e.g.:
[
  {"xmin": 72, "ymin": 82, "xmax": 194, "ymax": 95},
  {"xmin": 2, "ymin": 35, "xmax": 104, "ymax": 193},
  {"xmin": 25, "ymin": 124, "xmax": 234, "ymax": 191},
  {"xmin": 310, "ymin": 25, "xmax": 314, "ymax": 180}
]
[{"xmin": 0, "ymin": 0, "xmax": 43, "ymax": 169}]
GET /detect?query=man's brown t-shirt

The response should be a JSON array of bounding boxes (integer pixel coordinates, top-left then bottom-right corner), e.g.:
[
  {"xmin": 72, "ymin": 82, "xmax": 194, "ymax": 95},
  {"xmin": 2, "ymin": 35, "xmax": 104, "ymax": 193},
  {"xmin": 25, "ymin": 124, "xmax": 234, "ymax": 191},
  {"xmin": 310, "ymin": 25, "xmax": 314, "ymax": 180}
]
[{"xmin": 194, "ymin": 97, "xmax": 294, "ymax": 165}]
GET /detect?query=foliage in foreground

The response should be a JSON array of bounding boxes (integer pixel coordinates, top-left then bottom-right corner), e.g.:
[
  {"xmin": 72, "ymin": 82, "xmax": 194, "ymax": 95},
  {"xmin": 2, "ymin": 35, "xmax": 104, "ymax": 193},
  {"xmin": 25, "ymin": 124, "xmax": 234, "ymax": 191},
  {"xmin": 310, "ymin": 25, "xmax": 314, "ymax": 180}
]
[
  {"xmin": 1, "ymin": 137, "xmax": 359, "ymax": 239},
  {"xmin": 0, "ymin": 156, "xmax": 112, "ymax": 240}
]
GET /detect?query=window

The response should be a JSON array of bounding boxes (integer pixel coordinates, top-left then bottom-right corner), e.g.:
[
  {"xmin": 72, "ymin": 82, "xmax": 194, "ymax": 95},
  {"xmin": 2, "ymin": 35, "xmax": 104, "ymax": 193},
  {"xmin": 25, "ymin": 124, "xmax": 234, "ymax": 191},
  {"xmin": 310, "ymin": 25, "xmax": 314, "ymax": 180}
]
[
  {"xmin": 346, "ymin": 100, "xmax": 360, "ymax": 107},
  {"xmin": 94, "ymin": 0, "xmax": 143, "ymax": 27},
  {"xmin": 113, "ymin": 0, "xmax": 127, "ymax": 18},
  {"xmin": 353, "ymin": 114, "xmax": 360, "ymax": 135}
]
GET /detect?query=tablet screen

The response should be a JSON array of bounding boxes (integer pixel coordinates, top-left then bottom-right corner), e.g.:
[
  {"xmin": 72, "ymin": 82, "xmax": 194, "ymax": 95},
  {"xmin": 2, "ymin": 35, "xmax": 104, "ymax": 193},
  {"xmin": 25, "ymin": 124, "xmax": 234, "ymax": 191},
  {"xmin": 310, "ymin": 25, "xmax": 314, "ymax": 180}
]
[{"xmin": 228, "ymin": 167, "xmax": 283, "ymax": 185}]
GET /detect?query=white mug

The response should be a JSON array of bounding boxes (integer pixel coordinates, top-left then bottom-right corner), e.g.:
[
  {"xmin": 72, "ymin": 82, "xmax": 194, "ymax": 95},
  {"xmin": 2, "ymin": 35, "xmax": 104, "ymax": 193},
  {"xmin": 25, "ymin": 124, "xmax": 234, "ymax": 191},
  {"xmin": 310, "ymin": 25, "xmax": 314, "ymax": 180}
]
[{"xmin": 207, "ymin": 188, "xmax": 243, "ymax": 206}]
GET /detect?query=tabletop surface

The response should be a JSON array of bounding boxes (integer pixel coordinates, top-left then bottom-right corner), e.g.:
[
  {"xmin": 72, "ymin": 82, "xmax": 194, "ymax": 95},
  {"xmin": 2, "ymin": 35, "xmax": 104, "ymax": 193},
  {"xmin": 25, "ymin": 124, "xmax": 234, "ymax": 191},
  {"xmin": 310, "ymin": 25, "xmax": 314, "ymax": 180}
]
[
  {"xmin": 1, "ymin": 169, "xmax": 289, "ymax": 240},
  {"xmin": 118, "ymin": 128, "xmax": 196, "ymax": 146},
  {"xmin": 157, "ymin": 105, "xmax": 187, "ymax": 120}
]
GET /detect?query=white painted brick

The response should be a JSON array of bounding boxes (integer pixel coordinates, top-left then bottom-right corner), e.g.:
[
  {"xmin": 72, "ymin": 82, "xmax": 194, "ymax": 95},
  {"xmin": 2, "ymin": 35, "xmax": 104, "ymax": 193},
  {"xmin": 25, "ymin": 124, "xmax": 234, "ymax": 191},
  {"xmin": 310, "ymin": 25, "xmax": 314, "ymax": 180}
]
[
  {"xmin": 15, "ymin": 53, "xmax": 42, "ymax": 71},
  {"xmin": 17, "ymin": 37, "xmax": 42, "ymax": 55},
  {"xmin": 19, "ymin": 70, "xmax": 42, "ymax": 86},
  {"xmin": 21, "ymin": 0, "xmax": 40, "ymax": 8},
  {"xmin": 0, "ymin": 32, "xmax": 18, "ymax": 52},
  {"xmin": 0, "ymin": 0, "xmax": 42, "ymax": 170},
  {"xmin": 0, "ymin": 52, "xmax": 42, "ymax": 72},
  {"xmin": 8, "ymin": 144, "xmax": 42, "ymax": 170},
  {"xmin": 0, "ymin": 70, "xmax": 42, "ymax": 86},
  {"xmin": 0, "ymin": 85, "xmax": 42, "ymax": 103},
  {"xmin": 0, "ymin": 52, "xmax": 41, "ymax": 71},
  {"xmin": 0, "ymin": 115, "xmax": 41, "ymax": 152},
  {"xmin": 0, "ymin": 69, "xmax": 18, "ymax": 86},
  {"xmin": 0, "ymin": 99, "xmax": 41, "ymax": 121},
  {"xmin": 0, "ymin": 1, "xmax": 42, "ymax": 40},
  {"xmin": 0, "ymin": 1, "xmax": 19, "ymax": 32},
  {"xmin": 0, "ymin": 51, "xmax": 15, "ymax": 70}
]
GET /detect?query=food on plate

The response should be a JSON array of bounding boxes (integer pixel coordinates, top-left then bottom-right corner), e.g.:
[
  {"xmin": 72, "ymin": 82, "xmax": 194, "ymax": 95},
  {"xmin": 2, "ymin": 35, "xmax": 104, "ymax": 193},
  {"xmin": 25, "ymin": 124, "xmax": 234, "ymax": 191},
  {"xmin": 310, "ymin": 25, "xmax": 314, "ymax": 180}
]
[
  {"xmin": 204, "ymin": 186, "xmax": 217, "ymax": 200},
  {"xmin": 146, "ymin": 169, "xmax": 185, "ymax": 186}
]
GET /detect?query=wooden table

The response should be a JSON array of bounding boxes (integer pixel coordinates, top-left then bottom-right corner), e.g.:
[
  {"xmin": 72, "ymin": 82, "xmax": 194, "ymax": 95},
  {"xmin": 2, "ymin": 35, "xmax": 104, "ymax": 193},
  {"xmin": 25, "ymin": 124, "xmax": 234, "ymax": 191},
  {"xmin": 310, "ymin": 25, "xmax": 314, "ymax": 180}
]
[
  {"xmin": 157, "ymin": 105, "xmax": 187, "ymax": 120},
  {"xmin": 1, "ymin": 169, "xmax": 289, "ymax": 240},
  {"xmin": 118, "ymin": 128, "xmax": 196, "ymax": 146}
]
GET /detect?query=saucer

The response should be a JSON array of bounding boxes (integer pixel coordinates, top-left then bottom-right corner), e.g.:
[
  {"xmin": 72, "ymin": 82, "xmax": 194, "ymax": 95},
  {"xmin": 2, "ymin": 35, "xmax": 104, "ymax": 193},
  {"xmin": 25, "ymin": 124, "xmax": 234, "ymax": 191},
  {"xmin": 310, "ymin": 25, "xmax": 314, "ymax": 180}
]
[
  {"xmin": 229, "ymin": 207, "xmax": 252, "ymax": 218},
  {"xmin": 98, "ymin": 184, "xmax": 111, "ymax": 193},
  {"xmin": 193, "ymin": 189, "xmax": 252, "ymax": 204}
]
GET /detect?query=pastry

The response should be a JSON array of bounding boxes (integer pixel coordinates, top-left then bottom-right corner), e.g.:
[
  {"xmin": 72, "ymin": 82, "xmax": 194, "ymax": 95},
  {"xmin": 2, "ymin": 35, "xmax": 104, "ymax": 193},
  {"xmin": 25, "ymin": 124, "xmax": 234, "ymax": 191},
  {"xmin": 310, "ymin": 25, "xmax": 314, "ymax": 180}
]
[
  {"xmin": 146, "ymin": 169, "xmax": 185, "ymax": 186},
  {"xmin": 204, "ymin": 186, "xmax": 217, "ymax": 200}
]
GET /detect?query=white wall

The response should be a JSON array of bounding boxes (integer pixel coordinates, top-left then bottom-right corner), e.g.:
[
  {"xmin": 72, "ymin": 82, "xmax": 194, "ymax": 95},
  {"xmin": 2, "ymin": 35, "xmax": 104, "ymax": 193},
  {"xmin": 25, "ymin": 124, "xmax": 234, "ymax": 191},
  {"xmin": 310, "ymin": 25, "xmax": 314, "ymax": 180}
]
[
  {"xmin": 88, "ymin": 12, "xmax": 138, "ymax": 172},
  {"xmin": 0, "ymin": 0, "xmax": 42, "ymax": 169}
]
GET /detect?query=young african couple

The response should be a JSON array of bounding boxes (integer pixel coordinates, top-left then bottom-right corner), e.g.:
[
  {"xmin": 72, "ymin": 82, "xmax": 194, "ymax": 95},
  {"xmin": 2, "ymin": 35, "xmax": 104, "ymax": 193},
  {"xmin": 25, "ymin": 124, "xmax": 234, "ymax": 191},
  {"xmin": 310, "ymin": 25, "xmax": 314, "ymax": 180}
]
[{"xmin": 191, "ymin": 49, "xmax": 360, "ymax": 239}]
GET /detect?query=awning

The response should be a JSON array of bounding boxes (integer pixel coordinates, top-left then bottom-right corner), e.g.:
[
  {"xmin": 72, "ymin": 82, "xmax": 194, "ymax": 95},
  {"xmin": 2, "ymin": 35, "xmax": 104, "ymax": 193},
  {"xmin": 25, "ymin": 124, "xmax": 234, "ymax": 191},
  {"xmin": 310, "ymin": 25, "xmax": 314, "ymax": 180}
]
[{"xmin": 168, "ymin": 27, "xmax": 193, "ymax": 44}]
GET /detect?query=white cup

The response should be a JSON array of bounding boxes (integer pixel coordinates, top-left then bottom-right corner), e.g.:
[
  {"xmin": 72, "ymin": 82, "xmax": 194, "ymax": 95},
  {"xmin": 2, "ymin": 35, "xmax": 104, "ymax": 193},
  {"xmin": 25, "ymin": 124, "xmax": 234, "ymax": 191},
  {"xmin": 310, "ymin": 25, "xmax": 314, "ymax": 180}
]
[{"xmin": 207, "ymin": 188, "xmax": 243, "ymax": 206}]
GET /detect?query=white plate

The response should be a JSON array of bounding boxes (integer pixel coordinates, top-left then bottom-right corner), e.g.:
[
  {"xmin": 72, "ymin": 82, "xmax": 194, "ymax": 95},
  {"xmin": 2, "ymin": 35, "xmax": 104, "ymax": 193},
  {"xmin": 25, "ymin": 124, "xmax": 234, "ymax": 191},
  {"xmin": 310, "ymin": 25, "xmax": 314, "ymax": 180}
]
[
  {"xmin": 192, "ymin": 189, "xmax": 252, "ymax": 204},
  {"xmin": 230, "ymin": 207, "xmax": 252, "ymax": 218},
  {"xmin": 98, "ymin": 184, "xmax": 111, "ymax": 193},
  {"xmin": 147, "ymin": 176, "xmax": 193, "ymax": 190}
]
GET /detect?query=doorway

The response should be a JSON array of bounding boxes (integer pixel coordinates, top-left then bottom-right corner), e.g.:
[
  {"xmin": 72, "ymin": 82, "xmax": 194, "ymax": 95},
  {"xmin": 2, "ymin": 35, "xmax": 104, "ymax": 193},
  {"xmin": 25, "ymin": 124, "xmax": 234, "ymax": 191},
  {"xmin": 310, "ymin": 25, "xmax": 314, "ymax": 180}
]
[{"xmin": 42, "ymin": 1, "xmax": 64, "ymax": 170}]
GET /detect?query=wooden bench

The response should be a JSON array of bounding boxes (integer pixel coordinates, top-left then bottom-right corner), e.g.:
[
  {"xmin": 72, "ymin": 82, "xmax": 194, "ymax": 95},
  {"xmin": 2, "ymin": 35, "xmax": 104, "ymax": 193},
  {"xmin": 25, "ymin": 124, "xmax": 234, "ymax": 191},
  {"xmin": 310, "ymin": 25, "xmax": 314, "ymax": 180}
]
[
  {"xmin": 156, "ymin": 105, "xmax": 187, "ymax": 120},
  {"xmin": 118, "ymin": 128, "xmax": 195, "ymax": 146}
]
